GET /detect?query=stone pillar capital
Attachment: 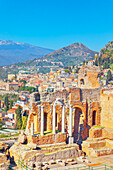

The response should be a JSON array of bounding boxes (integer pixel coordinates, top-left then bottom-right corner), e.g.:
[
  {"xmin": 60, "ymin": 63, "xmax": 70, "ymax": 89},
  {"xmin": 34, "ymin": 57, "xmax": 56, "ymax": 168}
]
[
  {"xmin": 53, "ymin": 103, "xmax": 56, "ymax": 107},
  {"xmin": 70, "ymin": 105, "xmax": 73, "ymax": 108},
  {"xmin": 41, "ymin": 105, "xmax": 44, "ymax": 109}
]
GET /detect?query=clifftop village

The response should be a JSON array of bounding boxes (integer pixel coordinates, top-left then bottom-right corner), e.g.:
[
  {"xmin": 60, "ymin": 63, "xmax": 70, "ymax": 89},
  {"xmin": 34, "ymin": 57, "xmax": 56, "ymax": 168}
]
[
  {"xmin": 0, "ymin": 59, "xmax": 112, "ymax": 129},
  {"xmin": 1, "ymin": 58, "xmax": 113, "ymax": 169}
]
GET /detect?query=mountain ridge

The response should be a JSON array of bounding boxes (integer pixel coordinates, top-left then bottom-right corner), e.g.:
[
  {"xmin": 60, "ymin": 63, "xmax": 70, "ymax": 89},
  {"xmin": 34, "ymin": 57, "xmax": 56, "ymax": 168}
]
[
  {"xmin": 41, "ymin": 42, "xmax": 98, "ymax": 66},
  {"xmin": 0, "ymin": 40, "xmax": 54, "ymax": 66}
]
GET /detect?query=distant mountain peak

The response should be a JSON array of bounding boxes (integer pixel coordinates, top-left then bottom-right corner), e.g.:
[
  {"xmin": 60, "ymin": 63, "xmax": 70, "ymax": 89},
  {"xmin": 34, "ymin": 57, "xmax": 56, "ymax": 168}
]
[
  {"xmin": 0, "ymin": 40, "xmax": 54, "ymax": 66},
  {"xmin": 0, "ymin": 40, "xmax": 24, "ymax": 46},
  {"xmin": 42, "ymin": 42, "xmax": 98, "ymax": 67}
]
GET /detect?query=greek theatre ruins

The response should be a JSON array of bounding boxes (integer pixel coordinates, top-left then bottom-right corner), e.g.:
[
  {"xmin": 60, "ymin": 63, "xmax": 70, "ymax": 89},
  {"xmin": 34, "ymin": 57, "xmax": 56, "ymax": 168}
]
[{"xmin": 25, "ymin": 65, "xmax": 103, "ymax": 145}]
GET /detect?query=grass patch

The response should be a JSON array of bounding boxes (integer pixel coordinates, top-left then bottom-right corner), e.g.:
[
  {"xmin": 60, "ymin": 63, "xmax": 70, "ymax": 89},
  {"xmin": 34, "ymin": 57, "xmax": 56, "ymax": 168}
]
[
  {"xmin": 0, "ymin": 132, "xmax": 19, "ymax": 138},
  {"xmin": 92, "ymin": 125, "xmax": 104, "ymax": 129},
  {"xmin": 0, "ymin": 134, "xmax": 9, "ymax": 138}
]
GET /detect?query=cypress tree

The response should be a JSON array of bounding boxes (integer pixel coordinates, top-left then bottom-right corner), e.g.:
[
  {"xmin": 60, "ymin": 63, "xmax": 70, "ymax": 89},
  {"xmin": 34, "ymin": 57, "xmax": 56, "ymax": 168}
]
[
  {"xmin": 107, "ymin": 70, "xmax": 112, "ymax": 81},
  {"xmin": 15, "ymin": 106, "xmax": 22, "ymax": 129},
  {"xmin": 9, "ymin": 100, "xmax": 13, "ymax": 109}
]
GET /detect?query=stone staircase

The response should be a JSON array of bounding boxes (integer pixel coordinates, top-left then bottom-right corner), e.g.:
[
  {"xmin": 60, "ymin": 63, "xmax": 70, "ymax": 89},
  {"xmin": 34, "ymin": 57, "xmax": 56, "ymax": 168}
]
[{"xmin": 82, "ymin": 127, "xmax": 113, "ymax": 157}]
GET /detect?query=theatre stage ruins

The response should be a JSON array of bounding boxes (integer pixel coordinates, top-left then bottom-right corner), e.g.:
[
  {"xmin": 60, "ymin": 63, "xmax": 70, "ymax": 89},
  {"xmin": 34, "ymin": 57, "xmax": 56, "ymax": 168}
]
[{"xmin": 9, "ymin": 66, "xmax": 113, "ymax": 167}]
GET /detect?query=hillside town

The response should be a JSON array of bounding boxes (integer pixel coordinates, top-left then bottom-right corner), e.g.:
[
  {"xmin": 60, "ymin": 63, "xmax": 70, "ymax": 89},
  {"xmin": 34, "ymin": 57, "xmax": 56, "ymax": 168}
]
[
  {"xmin": 0, "ymin": 58, "xmax": 113, "ymax": 130},
  {"xmin": 1, "ymin": 55, "xmax": 113, "ymax": 169},
  {"xmin": 1, "ymin": 0, "xmax": 113, "ymax": 169}
]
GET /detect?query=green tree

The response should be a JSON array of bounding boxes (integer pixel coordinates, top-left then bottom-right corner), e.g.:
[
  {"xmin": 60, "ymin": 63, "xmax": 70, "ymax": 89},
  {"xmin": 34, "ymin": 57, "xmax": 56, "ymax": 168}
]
[
  {"xmin": 4, "ymin": 95, "xmax": 8, "ymax": 106},
  {"xmin": 94, "ymin": 58, "xmax": 98, "ymax": 66},
  {"xmin": 0, "ymin": 117, "xmax": 4, "ymax": 129},
  {"xmin": 64, "ymin": 69, "xmax": 69, "ymax": 73},
  {"xmin": 4, "ymin": 95, "xmax": 9, "ymax": 112},
  {"xmin": 14, "ymin": 72, "xmax": 17, "ymax": 79},
  {"xmin": 111, "ymin": 64, "xmax": 113, "ymax": 71},
  {"xmin": 82, "ymin": 60, "xmax": 85, "ymax": 65},
  {"xmin": 9, "ymin": 100, "xmax": 13, "ymax": 109},
  {"xmin": 107, "ymin": 70, "xmax": 112, "ymax": 81},
  {"xmin": 4, "ymin": 103, "xmax": 9, "ymax": 112},
  {"xmin": 15, "ymin": 106, "xmax": 22, "ymax": 129},
  {"xmin": 103, "ymin": 61, "xmax": 109, "ymax": 69},
  {"xmin": 75, "ymin": 66, "xmax": 80, "ymax": 73}
]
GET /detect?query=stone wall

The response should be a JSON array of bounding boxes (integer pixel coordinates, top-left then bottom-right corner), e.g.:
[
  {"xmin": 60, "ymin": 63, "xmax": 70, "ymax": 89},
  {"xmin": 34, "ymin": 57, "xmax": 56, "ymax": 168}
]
[
  {"xmin": 81, "ymin": 88, "xmax": 100, "ymax": 102},
  {"xmin": 27, "ymin": 133, "xmax": 67, "ymax": 145},
  {"xmin": 10, "ymin": 143, "xmax": 82, "ymax": 167},
  {"xmin": 101, "ymin": 90, "xmax": 113, "ymax": 129},
  {"xmin": 0, "ymin": 152, "xmax": 8, "ymax": 170},
  {"xmin": 35, "ymin": 147, "xmax": 82, "ymax": 162},
  {"xmin": 40, "ymin": 87, "xmax": 100, "ymax": 103},
  {"xmin": 78, "ymin": 65, "xmax": 101, "ymax": 89},
  {"xmin": 41, "ymin": 89, "xmax": 70, "ymax": 103}
]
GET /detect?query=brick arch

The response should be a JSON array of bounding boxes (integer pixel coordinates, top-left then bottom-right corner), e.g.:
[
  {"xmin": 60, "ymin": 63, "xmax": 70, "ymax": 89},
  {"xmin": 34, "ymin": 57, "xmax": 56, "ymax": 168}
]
[
  {"xmin": 73, "ymin": 105, "xmax": 85, "ymax": 116},
  {"xmin": 72, "ymin": 105, "xmax": 86, "ymax": 126},
  {"xmin": 72, "ymin": 105, "xmax": 85, "ymax": 140},
  {"xmin": 80, "ymin": 78, "xmax": 85, "ymax": 85}
]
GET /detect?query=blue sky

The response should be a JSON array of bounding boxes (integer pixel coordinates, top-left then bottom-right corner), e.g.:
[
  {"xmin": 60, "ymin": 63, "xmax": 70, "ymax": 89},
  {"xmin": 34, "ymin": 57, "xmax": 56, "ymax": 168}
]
[{"xmin": 0, "ymin": 0, "xmax": 113, "ymax": 51}]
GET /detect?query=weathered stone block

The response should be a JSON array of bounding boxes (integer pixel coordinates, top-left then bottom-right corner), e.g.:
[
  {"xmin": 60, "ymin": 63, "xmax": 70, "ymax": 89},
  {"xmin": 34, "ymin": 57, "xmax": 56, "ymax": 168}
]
[
  {"xmin": 18, "ymin": 134, "xmax": 27, "ymax": 144},
  {"xmin": 102, "ymin": 128, "xmax": 113, "ymax": 140},
  {"xmin": 89, "ymin": 128, "xmax": 102, "ymax": 138},
  {"xmin": 27, "ymin": 143, "xmax": 37, "ymax": 150}
]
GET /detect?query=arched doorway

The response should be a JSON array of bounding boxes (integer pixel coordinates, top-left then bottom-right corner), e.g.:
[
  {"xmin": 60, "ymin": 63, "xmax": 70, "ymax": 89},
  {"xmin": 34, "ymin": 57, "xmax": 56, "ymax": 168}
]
[
  {"xmin": 80, "ymin": 79, "xmax": 84, "ymax": 85},
  {"xmin": 44, "ymin": 113, "xmax": 47, "ymax": 131},
  {"xmin": 55, "ymin": 112, "xmax": 61, "ymax": 131},
  {"xmin": 55, "ymin": 113, "xmax": 58, "ymax": 128},
  {"xmin": 92, "ymin": 111, "xmax": 96, "ymax": 126},
  {"xmin": 54, "ymin": 98, "xmax": 64, "ymax": 132},
  {"xmin": 72, "ymin": 107, "xmax": 83, "ymax": 141}
]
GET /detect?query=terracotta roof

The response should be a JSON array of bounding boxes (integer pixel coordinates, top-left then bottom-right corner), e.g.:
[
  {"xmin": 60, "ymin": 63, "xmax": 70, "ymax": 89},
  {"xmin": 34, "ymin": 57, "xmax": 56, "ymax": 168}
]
[
  {"xmin": 68, "ymin": 77, "xmax": 75, "ymax": 79},
  {"xmin": 2, "ymin": 117, "xmax": 8, "ymax": 119},
  {"xmin": 88, "ymin": 60, "xmax": 94, "ymax": 62},
  {"xmin": 7, "ymin": 110, "xmax": 15, "ymax": 113},
  {"xmin": 15, "ymin": 104, "xmax": 23, "ymax": 108}
]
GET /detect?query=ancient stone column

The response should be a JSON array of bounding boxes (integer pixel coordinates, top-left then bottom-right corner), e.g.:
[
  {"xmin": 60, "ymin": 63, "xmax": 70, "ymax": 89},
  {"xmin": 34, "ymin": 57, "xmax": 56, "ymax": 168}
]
[
  {"xmin": 53, "ymin": 104, "xmax": 56, "ymax": 134},
  {"xmin": 69, "ymin": 105, "xmax": 74, "ymax": 144},
  {"xmin": 62, "ymin": 105, "xmax": 65, "ymax": 133},
  {"xmin": 31, "ymin": 122, "xmax": 34, "ymax": 136},
  {"xmin": 41, "ymin": 105, "xmax": 44, "ymax": 136},
  {"xmin": 69, "ymin": 105, "xmax": 73, "ymax": 137}
]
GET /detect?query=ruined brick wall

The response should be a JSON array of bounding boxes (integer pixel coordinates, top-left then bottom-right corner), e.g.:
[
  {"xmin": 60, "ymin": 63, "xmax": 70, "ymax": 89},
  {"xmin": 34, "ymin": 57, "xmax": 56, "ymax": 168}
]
[
  {"xmin": 27, "ymin": 133, "xmax": 67, "ymax": 145},
  {"xmin": 43, "ymin": 87, "xmax": 100, "ymax": 104},
  {"xmin": 87, "ymin": 71, "xmax": 100, "ymax": 88},
  {"xmin": 81, "ymin": 88, "xmax": 100, "ymax": 102},
  {"xmin": 27, "ymin": 86, "xmax": 101, "ymax": 139},
  {"xmin": 78, "ymin": 65, "xmax": 101, "ymax": 89},
  {"xmin": 100, "ymin": 90, "xmax": 113, "ymax": 129},
  {"xmin": 40, "ymin": 89, "xmax": 70, "ymax": 103},
  {"xmin": 69, "ymin": 87, "xmax": 100, "ymax": 103},
  {"xmin": 69, "ymin": 88, "xmax": 81, "ymax": 102}
]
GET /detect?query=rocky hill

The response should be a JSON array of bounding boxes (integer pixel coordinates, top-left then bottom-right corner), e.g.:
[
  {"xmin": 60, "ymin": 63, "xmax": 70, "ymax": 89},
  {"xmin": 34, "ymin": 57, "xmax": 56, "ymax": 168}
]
[
  {"xmin": 95, "ymin": 41, "xmax": 113, "ymax": 68},
  {"xmin": 41, "ymin": 43, "xmax": 98, "ymax": 66},
  {"xmin": 18, "ymin": 42, "xmax": 98, "ymax": 68},
  {"xmin": 99, "ymin": 41, "xmax": 113, "ymax": 57},
  {"xmin": 0, "ymin": 40, "xmax": 54, "ymax": 66}
]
